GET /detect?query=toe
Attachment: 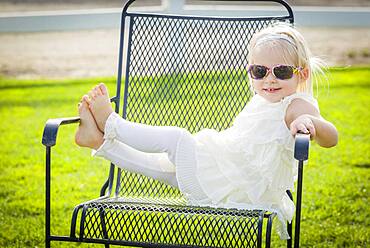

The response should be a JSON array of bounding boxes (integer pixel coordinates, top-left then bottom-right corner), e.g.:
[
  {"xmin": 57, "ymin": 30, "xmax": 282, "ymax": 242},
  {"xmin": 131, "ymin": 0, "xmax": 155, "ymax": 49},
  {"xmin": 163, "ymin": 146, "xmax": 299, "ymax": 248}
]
[
  {"xmin": 98, "ymin": 83, "xmax": 108, "ymax": 96},
  {"xmin": 88, "ymin": 90, "xmax": 96, "ymax": 100},
  {"xmin": 78, "ymin": 102, "xmax": 83, "ymax": 114},
  {"xmin": 94, "ymin": 85, "xmax": 103, "ymax": 96},
  {"xmin": 78, "ymin": 103, "xmax": 86, "ymax": 116},
  {"xmin": 79, "ymin": 99, "xmax": 88, "ymax": 113},
  {"xmin": 82, "ymin": 94, "xmax": 91, "ymax": 104}
]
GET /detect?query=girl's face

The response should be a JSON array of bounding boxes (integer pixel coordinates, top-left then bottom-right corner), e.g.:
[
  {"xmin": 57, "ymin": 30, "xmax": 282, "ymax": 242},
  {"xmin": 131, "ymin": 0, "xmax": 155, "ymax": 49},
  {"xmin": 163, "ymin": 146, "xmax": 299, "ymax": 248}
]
[{"xmin": 249, "ymin": 45, "xmax": 305, "ymax": 103}]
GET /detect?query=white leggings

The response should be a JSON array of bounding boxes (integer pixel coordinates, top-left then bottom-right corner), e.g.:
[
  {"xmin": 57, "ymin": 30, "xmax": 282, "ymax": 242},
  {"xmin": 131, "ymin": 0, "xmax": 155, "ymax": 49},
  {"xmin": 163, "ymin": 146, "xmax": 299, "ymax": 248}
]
[{"xmin": 93, "ymin": 112, "xmax": 192, "ymax": 188}]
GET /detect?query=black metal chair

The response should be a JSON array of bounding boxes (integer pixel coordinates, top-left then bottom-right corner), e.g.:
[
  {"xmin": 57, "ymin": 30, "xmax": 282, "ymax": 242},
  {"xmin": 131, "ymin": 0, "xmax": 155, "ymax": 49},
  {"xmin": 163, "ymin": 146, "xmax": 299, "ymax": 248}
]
[{"xmin": 42, "ymin": 0, "xmax": 310, "ymax": 247}]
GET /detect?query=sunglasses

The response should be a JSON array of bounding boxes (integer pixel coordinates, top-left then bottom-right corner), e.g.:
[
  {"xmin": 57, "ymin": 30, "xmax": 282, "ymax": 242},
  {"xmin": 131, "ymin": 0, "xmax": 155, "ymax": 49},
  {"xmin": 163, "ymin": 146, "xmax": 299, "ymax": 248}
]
[{"xmin": 247, "ymin": 64, "xmax": 303, "ymax": 80}]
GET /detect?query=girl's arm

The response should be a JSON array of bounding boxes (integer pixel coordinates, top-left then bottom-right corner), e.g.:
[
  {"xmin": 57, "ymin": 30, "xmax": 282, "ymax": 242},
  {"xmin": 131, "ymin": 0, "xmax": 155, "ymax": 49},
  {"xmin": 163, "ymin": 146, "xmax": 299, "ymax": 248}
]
[{"xmin": 285, "ymin": 99, "xmax": 338, "ymax": 148}]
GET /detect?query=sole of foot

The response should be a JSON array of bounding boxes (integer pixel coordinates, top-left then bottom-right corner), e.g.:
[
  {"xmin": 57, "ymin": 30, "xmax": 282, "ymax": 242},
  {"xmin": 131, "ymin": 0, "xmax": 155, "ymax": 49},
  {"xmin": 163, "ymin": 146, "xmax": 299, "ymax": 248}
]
[
  {"xmin": 75, "ymin": 96, "xmax": 104, "ymax": 149},
  {"xmin": 88, "ymin": 83, "xmax": 113, "ymax": 133}
]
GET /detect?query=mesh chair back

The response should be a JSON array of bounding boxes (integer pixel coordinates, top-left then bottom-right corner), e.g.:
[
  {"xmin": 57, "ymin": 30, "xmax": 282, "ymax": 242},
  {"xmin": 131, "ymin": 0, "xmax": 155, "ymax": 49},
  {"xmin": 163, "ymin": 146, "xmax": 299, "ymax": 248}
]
[{"xmin": 115, "ymin": 8, "xmax": 293, "ymax": 199}]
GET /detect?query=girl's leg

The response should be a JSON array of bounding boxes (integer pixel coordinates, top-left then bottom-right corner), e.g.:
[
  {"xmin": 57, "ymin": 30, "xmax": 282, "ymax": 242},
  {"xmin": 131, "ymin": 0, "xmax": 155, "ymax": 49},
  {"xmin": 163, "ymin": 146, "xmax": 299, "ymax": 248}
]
[
  {"xmin": 75, "ymin": 96, "xmax": 178, "ymax": 187},
  {"xmin": 87, "ymin": 83, "xmax": 190, "ymax": 165},
  {"xmin": 103, "ymin": 112, "xmax": 188, "ymax": 165},
  {"xmin": 99, "ymin": 115, "xmax": 205, "ymax": 200},
  {"xmin": 94, "ymin": 139, "xmax": 178, "ymax": 187},
  {"xmin": 86, "ymin": 84, "xmax": 206, "ymax": 200}
]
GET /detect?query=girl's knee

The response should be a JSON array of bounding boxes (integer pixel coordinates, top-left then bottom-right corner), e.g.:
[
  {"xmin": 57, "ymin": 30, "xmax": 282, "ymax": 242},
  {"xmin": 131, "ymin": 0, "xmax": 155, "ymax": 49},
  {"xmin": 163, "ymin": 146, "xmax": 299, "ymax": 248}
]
[
  {"xmin": 179, "ymin": 127, "xmax": 191, "ymax": 136},
  {"xmin": 166, "ymin": 127, "xmax": 193, "ymax": 164},
  {"xmin": 177, "ymin": 128, "xmax": 193, "ymax": 145},
  {"xmin": 166, "ymin": 126, "xmax": 191, "ymax": 144}
]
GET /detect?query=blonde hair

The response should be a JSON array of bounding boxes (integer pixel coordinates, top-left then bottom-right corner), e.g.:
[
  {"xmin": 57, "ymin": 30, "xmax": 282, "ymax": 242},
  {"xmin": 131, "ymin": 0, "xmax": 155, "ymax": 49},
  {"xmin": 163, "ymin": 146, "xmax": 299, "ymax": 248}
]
[{"xmin": 248, "ymin": 23, "xmax": 325, "ymax": 95}]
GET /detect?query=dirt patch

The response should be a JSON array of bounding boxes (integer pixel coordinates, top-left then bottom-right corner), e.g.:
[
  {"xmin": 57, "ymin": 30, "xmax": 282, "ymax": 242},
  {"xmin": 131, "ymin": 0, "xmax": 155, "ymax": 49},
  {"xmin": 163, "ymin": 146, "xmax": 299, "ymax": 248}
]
[
  {"xmin": 0, "ymin": 1, "xmax": 369, "ymax": 79},
  {"xmin": 0, "ymin": 29, "xmax": 119, "ymax": 79},
  {"xmin": 301, "ymin": 27, "xmax": 370, "ymax": 66},
  {"xmin": 0, "ymin": 27, "xmax": 369, "ymax": 79}
]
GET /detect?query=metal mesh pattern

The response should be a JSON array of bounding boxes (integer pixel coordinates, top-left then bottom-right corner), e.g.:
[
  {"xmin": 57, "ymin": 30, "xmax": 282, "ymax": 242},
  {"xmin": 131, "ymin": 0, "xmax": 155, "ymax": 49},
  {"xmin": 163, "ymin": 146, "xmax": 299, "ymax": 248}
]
[
  {"xmin": 82, "ymin": 200, "xmax": 264, "ymax": 248},
  {"xmin": 125, "ymin": 15, "xmax": 279, "ymax": 131},
  {"xmin": 119, "ymin": 14, "xmax": 287, "ymax": 198},
  {"xmin": 118, "ymin": 170, "xmax": 184, "ymax": 200}
]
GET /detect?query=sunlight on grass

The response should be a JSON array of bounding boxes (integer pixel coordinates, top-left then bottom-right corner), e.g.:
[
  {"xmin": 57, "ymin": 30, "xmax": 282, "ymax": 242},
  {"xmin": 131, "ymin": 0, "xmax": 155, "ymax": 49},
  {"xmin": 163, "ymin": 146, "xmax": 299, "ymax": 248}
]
[{"xmin": 0, "ymin": 67, "xmax": 369, "ymax": 247}]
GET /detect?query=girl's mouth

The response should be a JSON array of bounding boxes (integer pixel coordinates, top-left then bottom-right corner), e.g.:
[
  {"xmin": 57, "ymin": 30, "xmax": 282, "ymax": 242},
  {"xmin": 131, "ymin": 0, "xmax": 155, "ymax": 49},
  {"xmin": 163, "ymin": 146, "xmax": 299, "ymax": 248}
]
[{"xmin": 263, "ymin": 88, "xmax": 282, "ymax": 93}]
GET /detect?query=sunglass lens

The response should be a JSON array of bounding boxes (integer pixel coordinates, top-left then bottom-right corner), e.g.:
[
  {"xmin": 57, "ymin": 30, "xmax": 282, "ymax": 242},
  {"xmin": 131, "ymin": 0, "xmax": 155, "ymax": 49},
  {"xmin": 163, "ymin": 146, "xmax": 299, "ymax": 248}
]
[
  {"xmin": 273, "ymin": 65, "xmax": 294, "ymax": 80},
  {"xmin": 250, "ymin": 65, "xmax": 267, "ymax": 79}
]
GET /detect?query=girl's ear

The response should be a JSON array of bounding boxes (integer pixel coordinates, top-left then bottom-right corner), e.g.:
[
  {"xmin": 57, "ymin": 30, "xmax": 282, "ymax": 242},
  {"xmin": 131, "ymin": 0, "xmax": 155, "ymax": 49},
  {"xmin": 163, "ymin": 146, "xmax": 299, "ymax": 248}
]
[{"xmin": 300, "ymin": 67, "xmax": 309, "ymax": 82}]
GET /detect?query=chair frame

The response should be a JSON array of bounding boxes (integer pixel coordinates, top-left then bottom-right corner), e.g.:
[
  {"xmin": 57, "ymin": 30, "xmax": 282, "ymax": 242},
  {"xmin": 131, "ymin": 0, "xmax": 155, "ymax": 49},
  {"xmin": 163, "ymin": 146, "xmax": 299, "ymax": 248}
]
[{"xmin": 42, "ymin": 1, "xmax": 309, "ymax": 247}]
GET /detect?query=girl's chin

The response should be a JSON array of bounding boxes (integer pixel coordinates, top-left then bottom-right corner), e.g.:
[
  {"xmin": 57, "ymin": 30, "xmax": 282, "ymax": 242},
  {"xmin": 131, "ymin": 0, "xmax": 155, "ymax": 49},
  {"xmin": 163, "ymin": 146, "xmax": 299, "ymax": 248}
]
[{"xmin": 260, "ymin": 93, "xmax": 283, "ymax": 103}]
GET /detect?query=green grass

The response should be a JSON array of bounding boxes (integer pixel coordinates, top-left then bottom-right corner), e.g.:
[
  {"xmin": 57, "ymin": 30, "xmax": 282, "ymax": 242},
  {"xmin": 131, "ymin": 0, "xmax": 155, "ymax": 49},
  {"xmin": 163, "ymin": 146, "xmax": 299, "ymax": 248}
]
[{"xmin": 0, "ymin": 67, "xmax": 369, "ymax": 247}]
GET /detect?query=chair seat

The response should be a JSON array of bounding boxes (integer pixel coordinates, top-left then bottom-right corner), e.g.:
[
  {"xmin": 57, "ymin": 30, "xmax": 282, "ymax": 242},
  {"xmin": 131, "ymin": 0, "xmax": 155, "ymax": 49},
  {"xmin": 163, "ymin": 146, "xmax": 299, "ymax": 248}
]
[{"xmin": 77, "ymin": 197, "xmax": 266, "ymax": 248}]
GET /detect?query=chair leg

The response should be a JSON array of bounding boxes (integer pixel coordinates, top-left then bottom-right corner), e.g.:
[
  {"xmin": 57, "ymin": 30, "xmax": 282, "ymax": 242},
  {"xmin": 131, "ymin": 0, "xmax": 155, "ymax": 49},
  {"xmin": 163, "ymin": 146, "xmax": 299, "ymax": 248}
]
[
  {"xmin": 287, "ymin": 221, "xmax": 292, "ymax": 248},
  {"xmin": 266, "ymin": 214, "xmax": 275, "ymax": 248},
  {"xmin": 45, "ymin": 146, "xmax": 51, "ymax": 248},
  {"xmin": 99, "ymin": 209, "xmax": 109, "ymax": 240},
  {"xmin": 286, "ymin": 190, "xmax": 293, "ymax": 248}
]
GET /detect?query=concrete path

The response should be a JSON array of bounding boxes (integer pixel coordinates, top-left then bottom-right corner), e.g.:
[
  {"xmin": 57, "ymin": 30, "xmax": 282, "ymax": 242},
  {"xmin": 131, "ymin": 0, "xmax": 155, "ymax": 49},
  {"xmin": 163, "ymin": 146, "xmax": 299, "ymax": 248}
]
[{"xmin": 1, "ymin": 6, "xmax": 370, "ymax": 32}]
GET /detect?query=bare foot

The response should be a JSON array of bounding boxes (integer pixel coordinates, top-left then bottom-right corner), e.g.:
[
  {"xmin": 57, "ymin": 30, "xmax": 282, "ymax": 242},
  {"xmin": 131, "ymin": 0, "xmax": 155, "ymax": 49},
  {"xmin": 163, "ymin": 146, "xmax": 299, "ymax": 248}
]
[
  {"xmin": 75, "ymin": 95, "xmax": 104, "ymax": 149},
  {"xmin": 87, "ymin": 83, "xmax": 113, "ymax": 132}
]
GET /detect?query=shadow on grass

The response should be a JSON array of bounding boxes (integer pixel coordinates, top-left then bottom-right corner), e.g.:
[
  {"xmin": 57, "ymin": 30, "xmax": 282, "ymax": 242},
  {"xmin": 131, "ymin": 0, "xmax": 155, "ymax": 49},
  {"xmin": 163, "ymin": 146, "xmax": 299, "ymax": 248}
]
[
  {"xmin": 353, "ymin": 163, "xmax": 370, "ymax": 169},
  {"xmin": 0, "ymin": 77, "xmax": 116, "ymax": 90},
  {"xmin": 0, "ymin": 81, "xmax": 89, "ymax": 90}
]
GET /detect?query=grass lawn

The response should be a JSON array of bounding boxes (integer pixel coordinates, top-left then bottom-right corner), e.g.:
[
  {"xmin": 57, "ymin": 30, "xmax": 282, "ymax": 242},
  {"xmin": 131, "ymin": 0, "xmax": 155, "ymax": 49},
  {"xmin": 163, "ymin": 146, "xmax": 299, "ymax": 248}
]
[{"xmin": 0, "ymin": 67, "xmax": 369, "ymax": 247}]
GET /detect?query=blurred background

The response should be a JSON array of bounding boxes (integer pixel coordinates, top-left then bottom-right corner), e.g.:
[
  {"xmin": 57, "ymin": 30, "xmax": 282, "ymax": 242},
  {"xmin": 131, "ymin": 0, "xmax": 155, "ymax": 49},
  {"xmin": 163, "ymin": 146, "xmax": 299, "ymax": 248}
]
[{"xmin": 0, "ymin": 0, "xmax": 369, "ymax": 79}]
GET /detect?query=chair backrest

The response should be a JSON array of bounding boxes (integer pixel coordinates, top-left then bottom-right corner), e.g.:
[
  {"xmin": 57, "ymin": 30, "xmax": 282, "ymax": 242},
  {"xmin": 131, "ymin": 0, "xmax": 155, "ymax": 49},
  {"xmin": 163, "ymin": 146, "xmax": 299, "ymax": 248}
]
[{"xmin": 113, "ymin": 0, "xmax": 293, "ymax": 199}]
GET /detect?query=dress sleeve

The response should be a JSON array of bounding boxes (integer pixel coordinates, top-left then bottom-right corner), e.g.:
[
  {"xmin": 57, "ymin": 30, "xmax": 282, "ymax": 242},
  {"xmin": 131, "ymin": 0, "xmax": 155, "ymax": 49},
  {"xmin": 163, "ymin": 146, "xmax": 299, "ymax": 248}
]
[{"xmin": 282, "ymin": 93, "xmax": 320, "ymax": 114}]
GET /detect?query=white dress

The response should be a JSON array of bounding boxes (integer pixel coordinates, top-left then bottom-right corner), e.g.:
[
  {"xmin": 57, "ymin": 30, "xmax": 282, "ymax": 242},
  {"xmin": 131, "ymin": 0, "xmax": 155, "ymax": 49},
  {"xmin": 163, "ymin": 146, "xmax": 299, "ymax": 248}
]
[{"xmin": 174, "ymin": 92, "xmax": 319, "ymax": 239}]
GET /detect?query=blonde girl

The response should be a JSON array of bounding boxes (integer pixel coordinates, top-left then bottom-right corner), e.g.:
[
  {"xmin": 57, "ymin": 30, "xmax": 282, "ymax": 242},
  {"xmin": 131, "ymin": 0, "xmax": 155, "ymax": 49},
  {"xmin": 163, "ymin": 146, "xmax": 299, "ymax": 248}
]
[{"xmin": 75, "ymin": 23, "xmax": 338, "ymax": 238}]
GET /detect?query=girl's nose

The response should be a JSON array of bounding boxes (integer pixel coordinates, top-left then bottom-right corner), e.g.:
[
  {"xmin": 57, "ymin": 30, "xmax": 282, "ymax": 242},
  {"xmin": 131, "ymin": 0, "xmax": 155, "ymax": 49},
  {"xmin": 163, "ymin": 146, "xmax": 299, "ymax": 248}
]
[{"xmin": 264, "ymin": 71, "xmax": 277, "ymax": 83}]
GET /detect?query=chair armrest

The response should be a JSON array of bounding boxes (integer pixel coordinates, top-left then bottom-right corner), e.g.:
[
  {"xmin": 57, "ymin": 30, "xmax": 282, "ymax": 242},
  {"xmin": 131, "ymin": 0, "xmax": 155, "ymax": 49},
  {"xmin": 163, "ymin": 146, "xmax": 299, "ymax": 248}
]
[
  {"xmin": 294, "ymin": 133, "xmax": 310, "ymax": 161},
  {"xmin": 42, "ymin": 117, "xmax": 80, "ymax": 147}
]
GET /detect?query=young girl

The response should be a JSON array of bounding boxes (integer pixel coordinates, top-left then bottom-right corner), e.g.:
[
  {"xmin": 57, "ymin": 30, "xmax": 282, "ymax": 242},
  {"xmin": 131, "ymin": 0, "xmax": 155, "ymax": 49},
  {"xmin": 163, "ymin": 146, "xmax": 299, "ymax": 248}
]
[{"xmin": 75, "ymin": 24, "xmax": 338, "ymax": 239}]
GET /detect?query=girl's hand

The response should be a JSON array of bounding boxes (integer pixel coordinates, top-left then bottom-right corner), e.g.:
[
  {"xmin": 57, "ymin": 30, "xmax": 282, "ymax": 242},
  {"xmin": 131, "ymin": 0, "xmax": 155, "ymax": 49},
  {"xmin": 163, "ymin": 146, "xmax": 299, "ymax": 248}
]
[{"xmin": 289, "ymin": 114, "xmax": 316, "ymax": 140}]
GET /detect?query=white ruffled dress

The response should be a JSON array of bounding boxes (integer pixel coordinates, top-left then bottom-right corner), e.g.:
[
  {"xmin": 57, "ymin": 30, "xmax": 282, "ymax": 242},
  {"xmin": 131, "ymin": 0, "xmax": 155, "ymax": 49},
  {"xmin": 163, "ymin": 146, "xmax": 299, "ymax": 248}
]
[{"xmin": 174, "ymin": 92, "xmax": 319, "ymax": 239}]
